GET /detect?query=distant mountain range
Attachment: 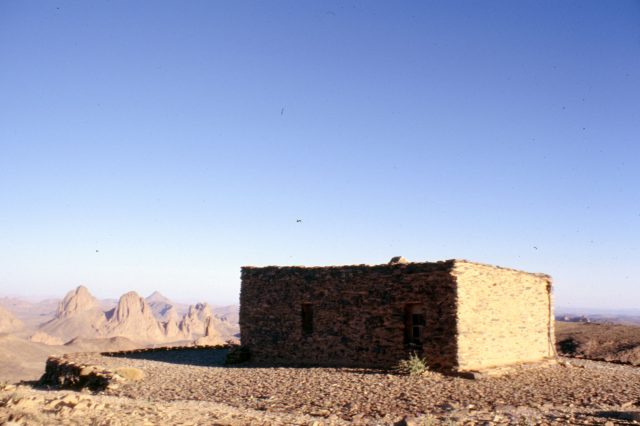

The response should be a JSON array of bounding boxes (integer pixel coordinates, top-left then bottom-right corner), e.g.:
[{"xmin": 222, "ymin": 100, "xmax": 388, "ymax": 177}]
[
  {"xmin": 557, "ymin": 306, "xmax": 640, "ymax": 316},
  {"xmin": 0, "ymin": 286, "xmax": 239, "ymax": 345},
  {"xmin": 556, "ymin": 307, "xmax": 640, "ymax": 326}
]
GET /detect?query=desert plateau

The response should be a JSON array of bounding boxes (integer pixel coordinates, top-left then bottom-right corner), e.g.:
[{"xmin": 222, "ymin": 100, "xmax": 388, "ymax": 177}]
[
  {"xmin": 0, "ymin": 287, "xmax": 238, "ymax": 384},
  {"xmin": 4, "ymin": 287, "xmax": 640, "ymax": 425}
]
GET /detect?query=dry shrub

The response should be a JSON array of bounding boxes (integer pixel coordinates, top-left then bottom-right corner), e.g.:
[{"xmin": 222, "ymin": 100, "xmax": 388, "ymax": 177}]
[{"xmin": 395, "ymin": 352, "xmax": 429, "ymax": 376}]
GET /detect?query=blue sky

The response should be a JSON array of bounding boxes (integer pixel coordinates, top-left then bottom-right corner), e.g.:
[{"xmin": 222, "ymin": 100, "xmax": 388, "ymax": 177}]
[{"xmin": 1, "ymin": 1, "xmax": 639, "ymax": 308}]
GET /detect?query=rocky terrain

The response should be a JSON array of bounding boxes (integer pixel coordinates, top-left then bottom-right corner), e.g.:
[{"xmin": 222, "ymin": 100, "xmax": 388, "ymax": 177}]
[
  {"xmin": 0, "ymin": 287, "xmax": 239, "ymax": 384},
  {"xmin": 2, "ymin": 349, "xmax": 640, "ymax": 425},
  {"xmin": 0, "ymin": 384, "xmax": 324, "ymax": 425},
  {"xmin": 556, "ymin": 321, "xmax": 640, "ymax": 365},
  {"xmin": 5, "ymin": 306, "xmax": 640, "ymax": 424}
]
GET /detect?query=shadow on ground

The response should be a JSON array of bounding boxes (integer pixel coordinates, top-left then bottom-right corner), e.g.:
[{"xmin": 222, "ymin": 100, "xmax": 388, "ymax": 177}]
[
  {"xmin": 105, "ymin": 348, "xmax": 229, "ymax": 367},
  {"xmin": 102, "ymin": 347, "xmax": 398, "ymax": 375},
  {"xmin": 595, "ymin": 411, "xmax": 640, "ymax": 422}
]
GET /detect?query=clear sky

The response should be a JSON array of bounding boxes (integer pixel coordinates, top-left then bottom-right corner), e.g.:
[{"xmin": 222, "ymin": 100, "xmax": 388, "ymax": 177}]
[{"xmin": 1, "ymin": 1, "xmax": 639, "ymax": 308}]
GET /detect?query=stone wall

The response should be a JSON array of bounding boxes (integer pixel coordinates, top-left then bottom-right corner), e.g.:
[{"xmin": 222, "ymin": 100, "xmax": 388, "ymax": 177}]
[
  {"xmin": 240, "ymin": 259, "xmax": 554, "ymax": 371},
  {"xmin": 40, "ymin": 356, "xmax": 112, "ymax": 390},
  {"xmin": 240, "ymin": 261, "xmax": 459, "ymax": 369},
  {"xmin": 453, "ymin": 261, "xmax": 554, "ymax": 371}
]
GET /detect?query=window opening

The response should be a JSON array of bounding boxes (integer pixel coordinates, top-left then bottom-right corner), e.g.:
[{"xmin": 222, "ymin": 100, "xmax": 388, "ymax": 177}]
[
  {"xmin": 301, "ymin": 303, "xmax": 313, "ymax": 335},
  {"xmin": 404, "ymin": 304, "xmax": 425, "ymax": 345}
]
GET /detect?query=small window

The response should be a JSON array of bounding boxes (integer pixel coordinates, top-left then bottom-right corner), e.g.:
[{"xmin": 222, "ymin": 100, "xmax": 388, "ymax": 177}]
[
  {"xmin": 301, "ymin": 303, "xmax": 313, "ymax": 335},
  {"xmin": 404, "ymin": 304, "xmax": 425, "ymax": 345},
  {"xmin": 412, "ymin": 314, "xmax": 426, "ymax": 326}
]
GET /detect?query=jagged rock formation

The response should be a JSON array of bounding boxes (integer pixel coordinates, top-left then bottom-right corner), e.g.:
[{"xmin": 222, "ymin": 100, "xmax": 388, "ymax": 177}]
[
  {"xmin": 194, "ymin": 317, "xmax": 225, "ymax": 346},
  {"xmin": 179, "ymin": 303, "xmax": 213, "ymax": 336},
  {"xmin": 163, "ymin": 306, "xmax": 191, "ymax": 341},
  {"xmin": 103, "ymin": 292, "xmax": 166, "ymax": 342},
  {"xmin": 40, "ymin": 286, "xmax": 107, "ymax": 341},
  {"xmin": 42, "ymin": 288, "xmax": 164, "ymax": 343},
  {"xmin": 165, "ymin": 306, "xmax": 179, "ymax": 324},
  {"xmin": 211, "ymin": 305, "xmax": 239, "ymax": 325},
  {"xmin": 0, "ymin": 306, "xmax": 23, "ymax": 333},
  {"xmin": 55, "ymin": 286, "xmax": 99, "ymax": 319},
  {"xmin": 35, "ymin": 286, "xmax": 238, "ymax": 345}
]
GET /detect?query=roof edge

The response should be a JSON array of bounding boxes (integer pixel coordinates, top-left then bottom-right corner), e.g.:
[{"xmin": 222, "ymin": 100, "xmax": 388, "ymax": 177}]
[
  {"xmin": 453, "ymin": 259, "xmax": 552, "ymax": 279},
  {"xmin": 241, "ymin": 259, "xmax": 551, "ymax": 279}
]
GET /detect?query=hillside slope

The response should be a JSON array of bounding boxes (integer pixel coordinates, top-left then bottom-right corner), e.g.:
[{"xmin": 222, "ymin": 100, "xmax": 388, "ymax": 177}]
[
  {"xmin": 0, "ymin": 306, "xmax": 23, "ymax": 333},
  {"xmin": 556, "ymin": 321, "xmax": 640, "ymax": 365}
]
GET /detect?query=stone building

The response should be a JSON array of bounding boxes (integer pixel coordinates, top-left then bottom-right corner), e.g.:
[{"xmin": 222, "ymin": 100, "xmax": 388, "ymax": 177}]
[{"xmin": 240, "ymin": 258, "xmax": 555, "ymax": 373}]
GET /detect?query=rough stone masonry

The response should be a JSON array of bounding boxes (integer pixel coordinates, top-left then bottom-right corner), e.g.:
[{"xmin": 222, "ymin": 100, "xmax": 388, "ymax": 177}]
[{"xmin": 240, "ymin": 258, "xmax": 555, "ymax": 373}]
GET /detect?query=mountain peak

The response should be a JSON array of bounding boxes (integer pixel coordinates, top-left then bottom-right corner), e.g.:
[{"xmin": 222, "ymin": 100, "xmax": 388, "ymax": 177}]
[
  {"xmin": 104, "ymin": 291, "xmax": 166, "ymax": 341},
  {"xmin": 56, "ymin": 285, "xmax": 99, "ymax": 319},
  {"xmin": 146, "ymin": 291, "xmax": 170, "ymax": 303},
  {"xmin": 114, "ymin": 291, "xmax": 145, "ymax": 321}
]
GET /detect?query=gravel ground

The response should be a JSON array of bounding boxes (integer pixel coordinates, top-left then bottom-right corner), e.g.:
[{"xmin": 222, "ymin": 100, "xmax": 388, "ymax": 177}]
[
  {"xmin": 0, "ymin": 384, "xmax": 328, "ymax": 425},
  {"xmin": 30, "ymin": 349, "xmax": 640, "ymax": 425}
]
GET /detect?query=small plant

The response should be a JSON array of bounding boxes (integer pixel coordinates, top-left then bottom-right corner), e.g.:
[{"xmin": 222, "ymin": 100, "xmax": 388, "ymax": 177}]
[{"xmin": 395, "ymin": 351, "xmax": 429, "ymax": 376}]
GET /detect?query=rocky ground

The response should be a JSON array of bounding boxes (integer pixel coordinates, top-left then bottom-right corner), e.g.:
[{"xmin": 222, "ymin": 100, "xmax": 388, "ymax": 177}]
[
  {"xmin": 0, "ymin": 384, "xmax": 325, "ymax": 425},
  {"xmin": 556, "ymin": 321, "xmax": 640, "ymax": 365},
  {"xmin": 4, "ymin": 348, "xmax": 640, "ymax": 425}
]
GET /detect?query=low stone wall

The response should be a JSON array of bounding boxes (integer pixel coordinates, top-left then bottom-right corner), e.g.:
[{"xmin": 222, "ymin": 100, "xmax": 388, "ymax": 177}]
[
  {"xmin": 40, "ymin": 345, "xmax": 232, "ymax": 390},
  {"xmin": 240, "ymin": 261, "xmax": 459, "ymax": 369},
  {"xmin": 40, "ymin": 357, "xmax": 114, "ymax": 390},
  {"xmin": 102, "ymin": 343, "xmax": 230, "ymax": 357}
]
